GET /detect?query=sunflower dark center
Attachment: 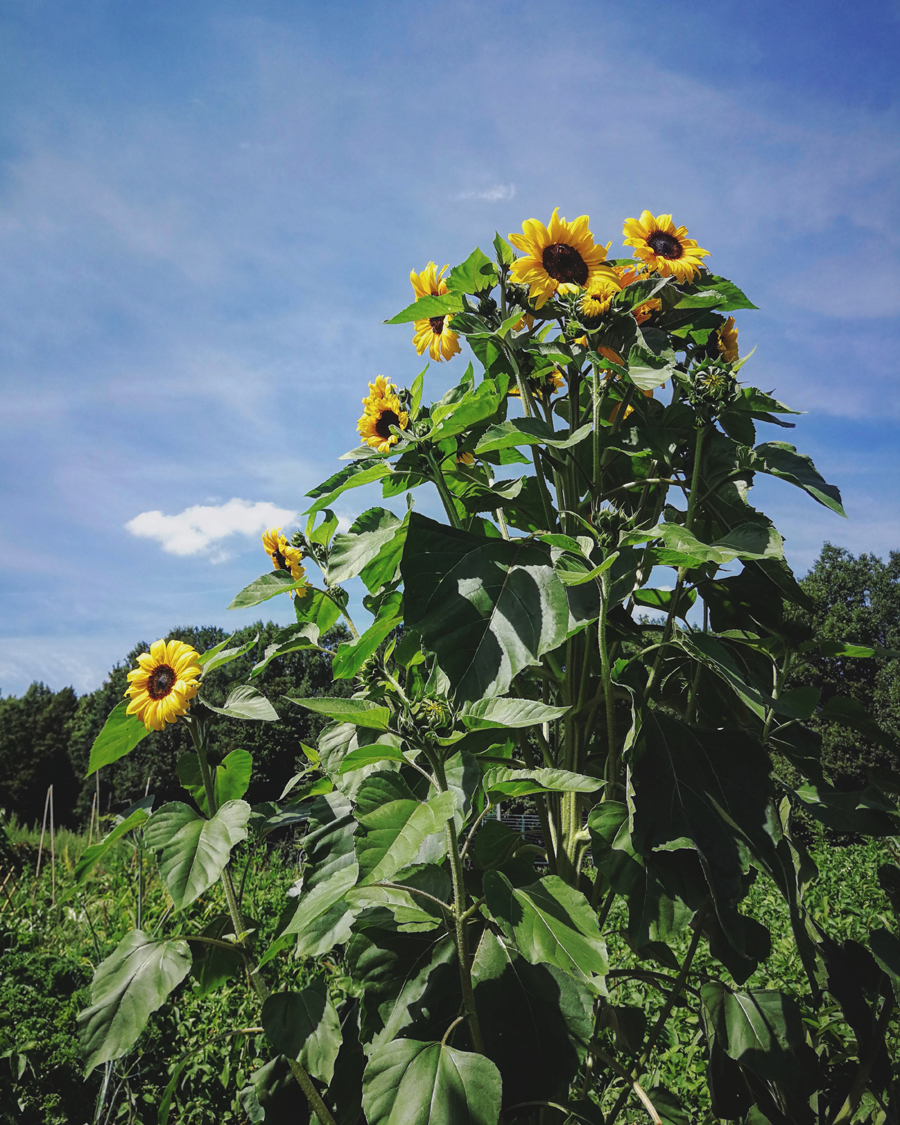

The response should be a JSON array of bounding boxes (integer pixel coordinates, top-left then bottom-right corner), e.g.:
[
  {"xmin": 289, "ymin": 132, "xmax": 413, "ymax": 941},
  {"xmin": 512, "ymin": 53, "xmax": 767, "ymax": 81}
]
[
  {"xmin": 542, "ymin": 242, "xmax": 588, "ymax": 285},
  {"xmin": 147, "ymin": 664, "xmax": 176, "ymax": 700},
  {"xmin": 647, "ymin": 230, "xmax": 683, "ymax": 259},
  {"xmin": 375, "ymin": 409, "xmax": 400, "ymax": 439},
  {"xmin": 273, "ymin": 548, "xmax": 289, "ymax": 571},
  {"xmin": 429, "ymin": 315, "xmax": 445, "ymax": 335}
]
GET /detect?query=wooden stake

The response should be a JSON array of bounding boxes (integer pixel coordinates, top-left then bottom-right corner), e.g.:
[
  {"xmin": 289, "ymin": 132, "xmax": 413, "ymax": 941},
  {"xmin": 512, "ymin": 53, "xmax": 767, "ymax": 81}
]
[
  {"xmin": 49, "ymin": 784, "xmax": 56, "ymax": 906},
  {"xmin": 33, "ymin": 785, "xmax": 51, "ymax": 897}
]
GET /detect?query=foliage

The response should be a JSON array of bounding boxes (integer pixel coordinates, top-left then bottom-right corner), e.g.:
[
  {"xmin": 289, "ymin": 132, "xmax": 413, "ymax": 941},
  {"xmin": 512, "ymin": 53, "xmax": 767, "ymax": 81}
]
[
  {"xmin": 787, "ymin": 545, "xmax": 900, "ymax": 789},
  {"xmin": 0, "ymin": 683, "xmax": 79, "ymax": 828},
  {"xmin": 72, "ymin": 217, "xmax": 900, "ymax": 1123}
]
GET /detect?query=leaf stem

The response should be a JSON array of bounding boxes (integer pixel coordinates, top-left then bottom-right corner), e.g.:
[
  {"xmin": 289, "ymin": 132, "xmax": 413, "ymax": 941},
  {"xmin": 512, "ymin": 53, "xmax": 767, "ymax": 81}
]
[{"xmin": 187, "ymin": 718, "xmax": 337, "ymax": 1125}]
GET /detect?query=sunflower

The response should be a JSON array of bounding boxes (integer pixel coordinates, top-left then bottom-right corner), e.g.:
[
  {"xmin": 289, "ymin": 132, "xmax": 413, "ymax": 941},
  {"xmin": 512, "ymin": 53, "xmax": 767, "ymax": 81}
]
[
  {"xmin": 580, "ymin": 273, "xmax": 622, "ymax": 318},
  {"xmin": 358, "ymin": 375, "xmax": 409, "ymax": 453},
  {"xmin": 717, "ymin": 316, "xmax": 739, "ymax": 363},
  {"xmin": 623, "ymin": 211, "xmax": 710, "ymax": 283},
  {"xmin": 456, "ymin": 451, "xmax": 475, "ymax": 466},
  {"xmin": 125, "ymin": 639, "xmax": 202, "ymax": 732},
  {"xmin": 510, "ymin": 368, "xmax": 565, "ymax": 401},
  {"xmin": 262, "ymin": 527, "xmax": 308, "ymax": 597},
  {"xmin": 410, "ymin": 261, "xmax": 461, "ymax": 362},
  {"xmin": 509, "ymin": 208, "xmax": 616, "ymax": 309}
]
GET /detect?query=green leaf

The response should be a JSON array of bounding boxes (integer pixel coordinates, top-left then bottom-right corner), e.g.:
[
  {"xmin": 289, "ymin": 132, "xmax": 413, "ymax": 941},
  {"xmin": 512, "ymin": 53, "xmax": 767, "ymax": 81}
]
[
  {"xmin": 870, "ymin": 929, "xmax": 900, "ymax": 1003},
  {"xmin": 818, "ymin": 695, "xmax": 900, "ymax": 752},
  {"xmin": 410, "ymin": 364, "xmax": 428, "ymax": 419},
  {"xmin": 483, "ymin": 873, "xmax": 608, "ymax": 983},
  {"xmin": 250, "ymin": 623, "xmax": 320, "ymax": 678},
  {"xmin": 426, "ymin": 376, "xmax": 509, "ymax": 443},
  {"xmin": 475, "ymin": 418, "xmax": 593, "ymax": 454},
  {"xmin": 802, "ymin": 638, "xmax": 900, "ymax": 660},
  {"xmin": 362, "ymin": 1038, "xmax": 502, "ymax": 1125},
  {"xmin": 752, "ymin": 441, "xmax": 845, "ymax": 516},
  {"xmin": 482, "ymin": 767, "xmax": 603, "ymax": 798},
  {"xmin": 304, "ymin": 461, "xmax": 393, "ymax": 514},
  {"xmin": 675, "ymin": 276, "xmax": 757, "ymax": 312},
  {"xmin": 190, "ymin": 913, "xmax": 244, "ymax": 998},
  {"xmin": 332, "ymin": 592, "xmax": 403, "ymax": 680},
  {"xmin": 402, "ymin": 514, "xmax": 590, "ymax": 701},
  {"xmin": 78, "ymin": 930, "xmax": 191, "ymax": 1074},
  {"xmin": 86, "ymin": 700, "xmax": 150, "ymax": 777},
  {"xmin": 633, "ymin": 587, "xmax": 697, "ymax": 614},
  {"xmin": 73, "ymin": 799, "xmax": 152, "ymax": 884},
  {"xmin": 293, "ymin": 587, "xmax": 342, "ymax": 632},
  {"xmin": 461, "ymin": 697, "xmax": 570, "ymax": 729},
  {"xmin": 279, "ymin": 863, "xmax": 359, "ymax": 957},
  {"xmin": 286, "ymin": 696, "xmax": 391, "ymax": 730},
  {"xmin": 493, "ymin": 232, "xmax": 515, "ymax": 267},
  {"xmin": 553, "ymin": 552, "xmax": 618, "ymax": 587},
  {"xmin": 385, "ymin": 292, "xmax": 464, "ymax": 325},
  {"xmin": 472, "ymin": 929, "xmax": 593, "ymax": 1105},
  {"xmin": 446, "ymin": 247, "xmax": 498, "ymax": 295},
  {"xmin": 261, "ymin": 982, "xmax": 342, "ymax": 1085},
  {"xmin": 143, "ymin": 800, "xmax": 251, "ymax": 910},
  {"xmin": 339, "ymin": 743, "xmax": 407, "ymax": 773},
  {"xmin": 175, "ymin": 749, "xmax": 253, "ymax": 817},
  {"xmin": 328, "ymin": 508, "xmax": 404, "ymax": 584},
  {"xmin": 354, "ymin": 771, "xmax": 457, "ymax": 885},
  {"xmin": 227, "ymin": 571, "xmax": 309, "ymax": 610},
  {"xmin": 198, "ymin": 634, "xmax": 258, "ymax": 674},
  {"xmin": 201, "ymin": 684, "xmax": 278, "ymax": 721}
]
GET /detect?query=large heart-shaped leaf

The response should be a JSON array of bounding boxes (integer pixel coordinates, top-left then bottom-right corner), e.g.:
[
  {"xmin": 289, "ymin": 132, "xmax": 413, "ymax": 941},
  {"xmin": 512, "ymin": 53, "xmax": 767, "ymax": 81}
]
[
  {"xmin": 201, "ymin": 684, "xmax": 278, "ymax": 721},
  {"xmin": 176, "ymin": 749, "xmax": 252, "ymax": 816},
  {"xmin": 483, "ymin": 873, "xmax": 608, "ymax": 983},
  {"xmin": 362, "ymin": 1038, "xmax": 501, "ymax": 1125},
  {"xmin": 261, "ymin": 982, "xmax": 342, "ymax": 1084},
  {"xmin": 328, "ymin": 508, "xmax": 404, "ymax": 585},
  {"xmin": 354, "ymin": 772, "xmax": 456, "ymax": 885},
  {"xmin": 287, "ymin": 696, "xmax": 392, "ymax": 730},
  {"xmin": 143, "ymin": 800, "xmax": 251, "ymax": 910},
  {"xmin": 402, "ymin": 513, "xmax": 595, "ymax": 701},
  {"xmin": 78, "ymin": 930, "xmax": 191, "ymax": 1073}
]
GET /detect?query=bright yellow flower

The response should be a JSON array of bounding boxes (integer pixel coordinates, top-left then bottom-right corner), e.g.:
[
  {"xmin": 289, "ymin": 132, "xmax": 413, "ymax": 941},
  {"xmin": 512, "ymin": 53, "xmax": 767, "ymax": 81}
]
[
  {"xmin": 125, "ymin": 639, "xmax": 201, "ymax": 732},
  {"xmin": 410, "ymin": 261, "xmax": 461, "ymax": 362},
  {"xmin": 262, "ymin": 527, "xmax": 308, "ymax": 597},
  {"xmin": 509, "ymin": 208, "xmax": 616, "ymax": 309},
  {"xmin": 717, "ymin": 316, "xmax": 739, "ymax": 363},
  {"xmin": 623, "ymin": 211, "xmax": 710, "ymax": 283},
  {"xmin": 456, "ymin": 451, "xmax": 475, "ymax": 466},
  {"xmin": 580, "ymin": 273, "xmax": 622, "ymax": 318},
  {"xmin": 357, "ymin": 375, "xmax": 409, "ymax": 453}
]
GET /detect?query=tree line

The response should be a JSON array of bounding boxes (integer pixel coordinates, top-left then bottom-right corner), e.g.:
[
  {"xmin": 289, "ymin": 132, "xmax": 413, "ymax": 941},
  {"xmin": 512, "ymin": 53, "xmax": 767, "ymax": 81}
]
[{"xmin": 0, "ymin": 544, "xmax": 897, "ymax": 831}]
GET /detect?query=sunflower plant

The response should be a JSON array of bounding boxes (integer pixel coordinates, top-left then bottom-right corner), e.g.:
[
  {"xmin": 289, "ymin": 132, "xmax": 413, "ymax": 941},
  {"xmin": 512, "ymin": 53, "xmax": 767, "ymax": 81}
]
[{"xmin": 78, "ymin": 208, "xmax": 900, "ymax": 1124}]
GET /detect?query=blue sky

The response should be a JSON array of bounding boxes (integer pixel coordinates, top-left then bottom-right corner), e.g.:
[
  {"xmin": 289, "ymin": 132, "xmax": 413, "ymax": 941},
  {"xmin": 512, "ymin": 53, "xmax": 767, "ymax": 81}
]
[{"xmin": 1, "ymin": 0, "xmax": 898, "ymax": 695}]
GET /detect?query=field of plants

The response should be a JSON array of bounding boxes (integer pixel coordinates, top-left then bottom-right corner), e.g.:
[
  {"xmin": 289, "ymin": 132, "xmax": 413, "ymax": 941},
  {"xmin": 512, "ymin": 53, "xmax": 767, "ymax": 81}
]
[{"xmin": 0, "ymin": 816, "xmax": 896, "ymax": 1124}]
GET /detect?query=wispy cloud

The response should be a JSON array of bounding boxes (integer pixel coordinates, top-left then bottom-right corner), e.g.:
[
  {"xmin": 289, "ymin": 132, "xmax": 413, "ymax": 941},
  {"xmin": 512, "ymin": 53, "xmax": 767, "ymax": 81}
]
[
  {"xmin": 453, "ymin": 184, "xmax": 516, "ymax": 202},
  {"xmin": 126, "ymin": 499, "xmax": 297, "ymax": 561}
]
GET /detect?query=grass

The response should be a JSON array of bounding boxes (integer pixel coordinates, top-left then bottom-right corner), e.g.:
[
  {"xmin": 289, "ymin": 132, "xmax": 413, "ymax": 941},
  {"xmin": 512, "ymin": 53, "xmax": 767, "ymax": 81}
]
[{"xmin": 1, "ymin": 816, "xmax": 897, "ymax": 1124}]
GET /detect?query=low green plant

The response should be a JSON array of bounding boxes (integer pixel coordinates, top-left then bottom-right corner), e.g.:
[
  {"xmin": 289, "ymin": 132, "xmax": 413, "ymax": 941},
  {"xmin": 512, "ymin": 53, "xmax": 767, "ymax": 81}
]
[{"xmin": 73, "ymin": 207, "xmax": 900, "ymax": 1124}]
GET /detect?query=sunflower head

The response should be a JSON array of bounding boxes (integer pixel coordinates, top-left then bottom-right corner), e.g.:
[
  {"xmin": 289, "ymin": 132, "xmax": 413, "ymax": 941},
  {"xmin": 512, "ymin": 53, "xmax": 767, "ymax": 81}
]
[
  {"xmin": 412, "ymin": 314, "xmax": 461, "ymax": 362},
  {"xmin": 410, "ymin": 261, "xmax": 450, "ymax": 299},
  {"xmin": 717, "ymin": 316, "xmax": 739, "ymax": 363},
  {"xmin": 623, "ymin": 211, "xmax": 710, "ymax": 283},
  {"xmin": 509, "ymin": 208, "xmax": 615, "ymax": 309},
  {"xmin": 262, "ymin": 527, "xmax": 308, "ymax": 597},
  {"xmin": 580, "ymin": 274, "xmax": 622, "ymax": 319},
  {"xmin": 125, "ymin": 639, "xmax": 202, "ymax": 732},
  {"xmin": 510, "ymin": 368, "xmax": 565, "ymax": 401},
  {"xmin": 358, "ymin": 376, "xmax": 410, "ymax": 453}
]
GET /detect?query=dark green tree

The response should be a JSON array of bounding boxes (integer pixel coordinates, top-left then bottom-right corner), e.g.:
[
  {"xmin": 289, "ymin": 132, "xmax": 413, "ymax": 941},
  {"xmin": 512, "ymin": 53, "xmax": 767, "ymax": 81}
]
[
  {"xmin": 0, "ymin": 683, "xmax": 79, "ymax": 828},
  {"xmin": 788, "ymin": 543, "xmax": 900, "ymax": 786}
]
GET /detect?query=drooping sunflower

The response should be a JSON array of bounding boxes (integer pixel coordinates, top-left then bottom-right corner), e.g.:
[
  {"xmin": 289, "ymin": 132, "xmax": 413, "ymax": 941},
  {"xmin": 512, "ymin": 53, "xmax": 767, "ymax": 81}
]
[
  {"xmin": 510, "ymin": 368, "xmax": 565, "ymax": 401},
  {"xmin": 357, "ymin": 375, "xmax": 409, "ymax": 453},
  {"xmin": 580, "ymin": 273, "xmax": 622, "ymax": 318},
  {"xmin": 623, "ymin": 211, "xmax": 710, "ymax": 283},
  {"xmin": 410, "ymin": 262, "xmax": 461, "ymax": 362},
  {"xmin": 125, "ymin": 639, "xmax": 202, "ymax": 732},
  {"xmin": 262, "ymin": 527, "xmax": 308, "ymax": 597},
  {"xmin": 717, "ymin": 316, "xmax": 739, "ymax": 363},
  {"xmin": 509, "ymin": 209, "xmax": 616, "ymax": 309}
]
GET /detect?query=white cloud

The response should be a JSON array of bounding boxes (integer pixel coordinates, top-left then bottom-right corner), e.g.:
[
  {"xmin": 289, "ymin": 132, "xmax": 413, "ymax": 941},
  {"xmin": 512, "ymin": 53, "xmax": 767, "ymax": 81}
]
[
  {"xmin": 454, "ymin": 184, "xmax": 516, "ymax": 202},
  {"xmin": 126, "ymin": 498, "xmax": 297, "ymax": 560}
]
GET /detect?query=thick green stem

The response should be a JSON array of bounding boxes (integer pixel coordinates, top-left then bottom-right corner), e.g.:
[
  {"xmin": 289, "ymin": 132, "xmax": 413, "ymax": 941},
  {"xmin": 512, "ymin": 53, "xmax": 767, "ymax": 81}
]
[
  {"xmin": 425, "ymin": 451, "xmax": 464, "ymax": 530},
  {"xmin": 762, "ymin": 652, "xmax": 792, "ymax": 745},
  {"xmin": 432, "ymin": 756, "xmax": 484, "ymax": 1053},
  {"xmin": 598, "ymin": 571, "xmax": 618, "ymax": 794},
  {"xmin": 188, "ymin": 719, "xmax": 337, "ymax": 1125}
]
